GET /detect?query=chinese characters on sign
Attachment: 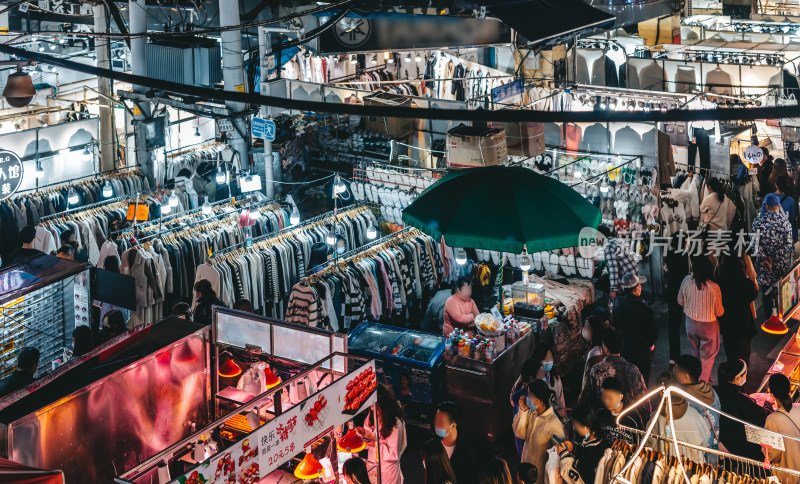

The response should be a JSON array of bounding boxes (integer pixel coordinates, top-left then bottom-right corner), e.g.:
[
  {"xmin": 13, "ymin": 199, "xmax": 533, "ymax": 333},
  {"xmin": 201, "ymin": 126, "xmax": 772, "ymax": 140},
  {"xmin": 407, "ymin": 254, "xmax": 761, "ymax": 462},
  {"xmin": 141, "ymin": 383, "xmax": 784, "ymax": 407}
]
[
  {"xmin": 595, "ymin": 229, "xmax": 761, "ymax": 258},
  {"xmin": 0, "ymin": 150, "xmax": 23, "ymax": 201}
]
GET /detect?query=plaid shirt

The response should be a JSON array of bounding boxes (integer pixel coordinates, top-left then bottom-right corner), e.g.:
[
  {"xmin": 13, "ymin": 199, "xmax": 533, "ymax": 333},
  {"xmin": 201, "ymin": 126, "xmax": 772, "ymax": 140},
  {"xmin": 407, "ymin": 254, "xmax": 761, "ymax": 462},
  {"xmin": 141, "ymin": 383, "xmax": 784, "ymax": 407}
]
[{"xmin": 605, "ymin": 237, "xmax": 638, "ymax": 292}]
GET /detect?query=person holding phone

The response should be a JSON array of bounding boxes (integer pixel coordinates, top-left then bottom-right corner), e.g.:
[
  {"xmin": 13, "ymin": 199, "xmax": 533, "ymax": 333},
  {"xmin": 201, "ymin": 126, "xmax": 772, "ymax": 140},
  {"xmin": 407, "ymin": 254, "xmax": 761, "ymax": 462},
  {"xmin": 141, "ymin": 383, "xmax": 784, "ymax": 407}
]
[
  {"xmin": 513, "ymin": 380, "xmax": 566, "ymax": 484},
  {"xmin": 556, "ymin": 404, "xmax": 609, "ymax": 484}
]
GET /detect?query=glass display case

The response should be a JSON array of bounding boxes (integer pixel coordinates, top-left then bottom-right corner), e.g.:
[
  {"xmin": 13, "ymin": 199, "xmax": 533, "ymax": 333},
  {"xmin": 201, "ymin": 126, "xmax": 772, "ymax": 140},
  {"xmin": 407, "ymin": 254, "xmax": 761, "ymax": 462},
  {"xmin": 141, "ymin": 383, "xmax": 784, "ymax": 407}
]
[{"xmin": 349, "ymin": 323, "xmax": 445, "ymax": 427}]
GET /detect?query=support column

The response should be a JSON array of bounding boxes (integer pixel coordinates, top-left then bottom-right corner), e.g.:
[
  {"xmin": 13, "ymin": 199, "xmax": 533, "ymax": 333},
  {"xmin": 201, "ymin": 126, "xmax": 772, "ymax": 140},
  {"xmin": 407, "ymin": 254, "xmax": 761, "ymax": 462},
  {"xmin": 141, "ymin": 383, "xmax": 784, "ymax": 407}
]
[
  {"xmin": 258, "ymin": 27, "xmax": 275, "ymax": 198},
  {"xmin": 94, "ymin": 4, "xmax": 115, "ymax": 172},
  {"xmin": 129, "ymin": 0, "xmax": 154, "ymax": 185},
  {"xmin": 219, "ymin": 0, "xmax": 250, "ymax": 175}
]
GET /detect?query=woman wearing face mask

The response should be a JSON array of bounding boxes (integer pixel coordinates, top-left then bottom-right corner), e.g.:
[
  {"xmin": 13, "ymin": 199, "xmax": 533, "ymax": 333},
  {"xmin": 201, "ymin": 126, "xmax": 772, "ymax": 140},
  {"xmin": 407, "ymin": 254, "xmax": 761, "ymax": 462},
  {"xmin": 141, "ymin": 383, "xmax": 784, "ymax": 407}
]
[
  {"xmin": 581, "ymin": 315, "xmax": 608, "ymax": 393},
  {"xmin": 714, "ymin": 360, "xmax": 771, "ymax": 462},
  {"xmin": 342, "ymin": 457, "xmax": 372, "ymax": 484},
  {"xmin": 532, "ymin": 343, "xmax": 566, "ymax": 417},
  {"xmin": 443, "ymin": 277, "xmax": 479, "ymax": 336},
  {"xmin": 513, "ymin": 380, "xmax": 566, "ymax": 484},
  {"xmin": 556, "ymin": 404, "xmax": 609, "ymax": 484},
  {"xmin": 421, "ymin": 439, "xmax": 458, "ymax": 484}
]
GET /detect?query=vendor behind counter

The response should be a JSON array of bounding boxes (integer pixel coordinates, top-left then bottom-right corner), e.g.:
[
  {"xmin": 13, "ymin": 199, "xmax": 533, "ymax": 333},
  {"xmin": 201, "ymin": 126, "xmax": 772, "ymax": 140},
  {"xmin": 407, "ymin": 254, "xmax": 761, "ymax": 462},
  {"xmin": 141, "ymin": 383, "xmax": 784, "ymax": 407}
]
[{"xmin": 443, "ymin": 277, "xmax": 480, "ymax": 336}]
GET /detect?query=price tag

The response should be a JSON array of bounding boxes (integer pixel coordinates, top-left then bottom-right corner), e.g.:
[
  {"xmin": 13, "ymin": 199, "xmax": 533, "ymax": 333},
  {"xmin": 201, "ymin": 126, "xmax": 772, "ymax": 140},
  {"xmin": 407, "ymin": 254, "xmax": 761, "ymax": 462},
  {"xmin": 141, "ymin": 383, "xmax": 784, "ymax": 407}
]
[
  {"xmin": 234, "ymin": 85, "xmax": 245, "ymax": 93},
  {"xmin": 246, "ymin": 237, "xmax": 253, "ymax": 248},
  {"xmin": 744, "ymin": 145, "xmax": 765, "ymax": 165},
  {"xmin": 125, "ymin": 203, "xmax": 149, "ymax": 222},
  {"xmin": 746, "ymin": 425, "xmax": 785, "ymax": 451}
]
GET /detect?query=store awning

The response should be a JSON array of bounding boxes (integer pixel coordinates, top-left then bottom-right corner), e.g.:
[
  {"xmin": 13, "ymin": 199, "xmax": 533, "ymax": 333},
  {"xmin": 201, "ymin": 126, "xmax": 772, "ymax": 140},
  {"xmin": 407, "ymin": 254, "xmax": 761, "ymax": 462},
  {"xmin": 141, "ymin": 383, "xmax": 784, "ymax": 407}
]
[{"xmin": 487, "ymin": 0, "xmax": 615, "ymax": 46}]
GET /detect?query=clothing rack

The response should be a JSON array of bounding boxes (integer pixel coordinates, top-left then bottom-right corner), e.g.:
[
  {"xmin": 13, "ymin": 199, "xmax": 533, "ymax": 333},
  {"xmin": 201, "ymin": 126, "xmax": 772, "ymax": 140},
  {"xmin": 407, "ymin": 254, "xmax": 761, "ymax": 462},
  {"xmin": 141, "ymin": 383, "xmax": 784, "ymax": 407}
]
[
  {"xmin": 13, "ymin": 166, "xmax": 142, "ymax": 196},
  {"xmin": 130, "ymin": 199, "xmax": 283, "ymax": 247},
  {"xmin": 38, "ymin": 191, "xmax": 147, "ymax": 223},
  {"xmin": 303, "ymin": 227, "xmax": 418, "ymax": 282},
  {"xmin": 613, "ymin": 385, "xmax": 800, "ymax": 483},
  {"xmin": 673, "ymin": 162, "xmax": 731, "ymax": 178},
  {"xmin": 210, "ymin": 204, "xmax": 370, "ymax": 259}
]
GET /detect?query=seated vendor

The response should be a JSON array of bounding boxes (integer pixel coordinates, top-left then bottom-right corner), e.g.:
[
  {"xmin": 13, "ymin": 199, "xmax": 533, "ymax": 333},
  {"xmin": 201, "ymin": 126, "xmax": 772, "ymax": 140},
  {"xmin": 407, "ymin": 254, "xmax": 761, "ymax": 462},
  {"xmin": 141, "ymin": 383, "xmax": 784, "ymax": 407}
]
[{"xmin": 443, "ymin": 276, "xmax": 479, "ymax": 336}]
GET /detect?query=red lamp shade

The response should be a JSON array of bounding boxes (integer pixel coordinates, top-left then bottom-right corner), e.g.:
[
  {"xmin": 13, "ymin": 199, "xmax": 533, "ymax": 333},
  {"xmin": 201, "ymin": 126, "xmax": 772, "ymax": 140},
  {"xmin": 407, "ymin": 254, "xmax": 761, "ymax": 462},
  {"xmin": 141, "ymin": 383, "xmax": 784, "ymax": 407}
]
[
  {"xmin": 337, "ymin": 428, "xmax": 366, "ymax": 453},
  {"xmin": 762, "ymin": 310, "xmax": 789, "ymax": 335},
  {"xmin": 219, "ymin": 356, "xmax": 242, "ymax": 378},
  {"xmin": 294, "ymin": 450, "xmax": 323, "ymax": 480},
  {"xmin": 264, "ymin": 367, "xmax": 282, "ymax": 389}
]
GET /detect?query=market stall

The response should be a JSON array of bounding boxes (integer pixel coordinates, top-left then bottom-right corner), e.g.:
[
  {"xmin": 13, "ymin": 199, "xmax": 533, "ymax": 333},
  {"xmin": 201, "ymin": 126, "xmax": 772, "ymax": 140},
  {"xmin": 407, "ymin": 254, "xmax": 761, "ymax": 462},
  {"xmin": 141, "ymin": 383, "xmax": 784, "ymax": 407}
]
[{"xmin": 118, "ymin": 308, "xmax": 378, "ymax": 484}]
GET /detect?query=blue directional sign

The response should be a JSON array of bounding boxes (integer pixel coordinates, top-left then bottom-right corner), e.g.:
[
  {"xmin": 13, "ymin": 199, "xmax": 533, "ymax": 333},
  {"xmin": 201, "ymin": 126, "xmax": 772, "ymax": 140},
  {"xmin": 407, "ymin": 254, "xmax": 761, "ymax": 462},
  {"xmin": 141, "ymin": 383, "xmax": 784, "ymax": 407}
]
[{"xmin": 252, "ymin": 117, "xmax": 276, "ymax": 141}]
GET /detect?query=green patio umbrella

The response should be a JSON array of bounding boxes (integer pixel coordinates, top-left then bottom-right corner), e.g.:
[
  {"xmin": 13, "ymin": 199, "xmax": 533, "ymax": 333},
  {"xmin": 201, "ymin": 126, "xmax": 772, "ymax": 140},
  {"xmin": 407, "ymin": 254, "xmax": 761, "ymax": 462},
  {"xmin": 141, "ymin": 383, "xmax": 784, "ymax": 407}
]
[{"xmin": 402, "ymin": 165, "xmax": 601, "ymax": 253}]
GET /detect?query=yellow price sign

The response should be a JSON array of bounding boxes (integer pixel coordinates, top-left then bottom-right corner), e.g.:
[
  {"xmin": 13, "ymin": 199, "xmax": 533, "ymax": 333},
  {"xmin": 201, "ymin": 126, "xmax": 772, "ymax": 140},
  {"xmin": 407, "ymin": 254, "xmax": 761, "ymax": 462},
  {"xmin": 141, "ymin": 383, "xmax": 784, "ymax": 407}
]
[
  {"xmin": 132, "ymin": 106, "xmax": 142, "ymax": 116},
  {"xmin": 234, "ymin": 85, "xmax": 245, "ymax": 93}
]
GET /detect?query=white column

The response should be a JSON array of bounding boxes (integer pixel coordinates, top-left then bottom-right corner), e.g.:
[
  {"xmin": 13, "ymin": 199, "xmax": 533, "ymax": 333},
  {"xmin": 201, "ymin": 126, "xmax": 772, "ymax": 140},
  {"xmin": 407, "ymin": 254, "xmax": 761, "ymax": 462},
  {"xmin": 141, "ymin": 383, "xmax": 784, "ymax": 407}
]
[
  {"xmin": 94, "ymin": 4, "xmax": 114, "ymax": 172},
  {"xmin": 219, "ymin": 0, "xmax": 250, "ymax": 174}
]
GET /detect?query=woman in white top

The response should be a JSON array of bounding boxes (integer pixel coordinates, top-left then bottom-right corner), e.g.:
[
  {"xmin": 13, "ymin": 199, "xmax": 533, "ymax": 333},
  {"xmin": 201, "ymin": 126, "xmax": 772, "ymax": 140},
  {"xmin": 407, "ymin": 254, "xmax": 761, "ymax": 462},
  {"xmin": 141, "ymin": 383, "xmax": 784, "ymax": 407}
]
[
  {"xmin": 359, "ymin": 384, "xmax": 408, "ymax": 484},
  {"xmin": 677, "ymin": 256, "xmax": 724, "ymax": 383},
  {"xmin": 699, "ymin": 177, "xmax": 736, "ymax": 232},
  {"xmin": 765, "ymin": 374, "xmax": 800, "ymax": 484}
]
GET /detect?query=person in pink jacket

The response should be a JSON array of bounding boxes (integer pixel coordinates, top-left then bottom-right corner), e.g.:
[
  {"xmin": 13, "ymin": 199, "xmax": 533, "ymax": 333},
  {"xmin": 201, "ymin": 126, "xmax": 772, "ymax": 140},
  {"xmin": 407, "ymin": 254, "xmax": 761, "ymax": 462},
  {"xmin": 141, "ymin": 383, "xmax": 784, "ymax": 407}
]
[
  {"xmin": 443, "ymin": 276, "xmax": 479, "ymax": 336},
  {"xmin": 358, "ymin": 384, "xmax": 407, "ymax": 484}
]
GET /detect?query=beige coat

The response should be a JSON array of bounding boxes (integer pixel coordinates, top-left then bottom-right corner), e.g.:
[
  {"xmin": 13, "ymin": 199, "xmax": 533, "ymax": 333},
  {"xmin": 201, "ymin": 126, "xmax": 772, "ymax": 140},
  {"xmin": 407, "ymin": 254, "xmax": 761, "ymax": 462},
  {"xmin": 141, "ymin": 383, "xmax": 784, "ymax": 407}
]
[
  {"xmin": 513, "ymin": 406, "xmax": 565, "ymax": 484},
  {"xmin": 765, "ymin": 404, "xmax": 800, "ymax": 484}
]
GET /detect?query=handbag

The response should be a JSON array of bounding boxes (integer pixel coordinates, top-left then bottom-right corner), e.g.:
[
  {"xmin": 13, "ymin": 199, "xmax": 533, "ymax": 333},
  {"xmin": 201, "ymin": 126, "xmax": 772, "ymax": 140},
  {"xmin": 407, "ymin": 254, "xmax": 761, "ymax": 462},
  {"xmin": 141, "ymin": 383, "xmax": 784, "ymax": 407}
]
[{"xmin": 697, "ymin": 198, "xmax": 723, "ymax": 236}]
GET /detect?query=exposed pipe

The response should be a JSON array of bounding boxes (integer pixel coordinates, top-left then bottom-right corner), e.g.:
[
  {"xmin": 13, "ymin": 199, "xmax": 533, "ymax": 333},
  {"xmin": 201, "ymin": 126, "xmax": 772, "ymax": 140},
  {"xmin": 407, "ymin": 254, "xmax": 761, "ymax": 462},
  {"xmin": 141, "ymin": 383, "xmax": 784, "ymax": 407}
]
[
  {"xmin": 94, "ymin": 4, "xmax": 115, "ymax": 172},
  {"xmin": 129, "ymin": 0, "xmax": 154, "ymax": 186},
  {"xmin": 219, "ymin": 0, "xmax": 250, "ymax": 174}
]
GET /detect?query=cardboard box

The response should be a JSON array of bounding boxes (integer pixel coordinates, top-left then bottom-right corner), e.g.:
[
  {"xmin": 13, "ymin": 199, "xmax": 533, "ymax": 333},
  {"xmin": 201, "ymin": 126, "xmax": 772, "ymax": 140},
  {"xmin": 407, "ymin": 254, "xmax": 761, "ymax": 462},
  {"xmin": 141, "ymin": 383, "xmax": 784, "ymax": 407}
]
[
  {"xmin": 446, "ymin": 124, "xmax": 508, "ymax": 168},
  {"xmin": 363, "ymin": 92, "xmax": 415, "ymax": 139},
  {"xmin": 490, "ymin": 121, "xmax": 544, "ymax": 157}
]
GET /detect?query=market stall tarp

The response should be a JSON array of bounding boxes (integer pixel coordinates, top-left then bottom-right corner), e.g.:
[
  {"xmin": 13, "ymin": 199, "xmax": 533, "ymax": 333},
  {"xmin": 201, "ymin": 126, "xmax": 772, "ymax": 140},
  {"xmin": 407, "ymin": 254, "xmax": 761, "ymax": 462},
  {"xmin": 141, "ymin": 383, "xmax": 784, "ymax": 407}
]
[
  {"xmin": 402, "ymin": 165, "xmax": 601, "ymax": 253},
  {"xmin": 486, "ymin": 0, "xmax": 615, "ymax": 45},
  {"xmin": 0, "ymin": 458, "xmax": 63, "ymax": 484}
]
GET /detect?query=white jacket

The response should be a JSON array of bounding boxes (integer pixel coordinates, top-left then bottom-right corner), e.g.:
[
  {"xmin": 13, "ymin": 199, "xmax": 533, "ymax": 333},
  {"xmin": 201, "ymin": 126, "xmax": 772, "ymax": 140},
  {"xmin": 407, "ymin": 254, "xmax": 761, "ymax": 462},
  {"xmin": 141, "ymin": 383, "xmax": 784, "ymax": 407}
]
[{"xmin": 34, "ymin": 226, "xmax": 57, "ymax": 255}]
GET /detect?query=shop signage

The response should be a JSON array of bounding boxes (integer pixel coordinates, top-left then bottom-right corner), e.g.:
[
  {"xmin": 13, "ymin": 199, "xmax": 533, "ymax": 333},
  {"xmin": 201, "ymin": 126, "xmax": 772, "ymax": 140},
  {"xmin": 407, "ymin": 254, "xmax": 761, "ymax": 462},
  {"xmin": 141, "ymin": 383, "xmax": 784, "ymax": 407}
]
[
  {"xmin": 492, "ymin": 79, "xmax": 525, "ymax": 106},
  {"xmin": 745, "ymin": 425, "xmax": 785, "ymax": 451},
  {"xmin": 743, "ymin": 144, "xmax": 765, "ymax": 165},
  {"xmin": 125, "ymin": 203, "xmax": 150, "ymax": 222},
  {"xmin": 174, "ymin": 361, "xmax": 377, "ymax": 484},
  {"xmin": 317, "ymin": 14, "xmax": 511, "ymax": 54},
  {"xmin": 252, "ymin": 117, "xmax": 276, "ymax": 141},
  {"xmin": 0, "ymin": 150, "xmax": 23, "ymax": 201}
]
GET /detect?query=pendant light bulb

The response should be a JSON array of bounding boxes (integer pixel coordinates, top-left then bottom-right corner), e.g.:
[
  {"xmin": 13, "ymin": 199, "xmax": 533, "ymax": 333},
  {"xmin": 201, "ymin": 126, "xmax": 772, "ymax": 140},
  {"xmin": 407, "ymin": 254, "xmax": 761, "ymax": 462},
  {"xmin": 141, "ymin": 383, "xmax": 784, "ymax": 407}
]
[
  {"xmin": 168, "ymin": 193, "xmax": 179, "ymax": 207},
  {"xmin": 250, "ymin": 208, "xmax": 261, "ymax": 219},
  {"xmin": 573, "ymin": 168, "xmax": 582, "ymax": 179},
  {"xmin": 371, "ymin": 54, "xmax": 378, "ymax": 65},
  {"xmin": 67, "ymin": 187, "xmax": 79, "ymax": 205},
  {"xmin": 161, "ymin": 199, "xmax": 171, "ymax": 215},
  {"xmin": 216, "ymin": 167, "xmax": 226, "ymax": 184},
  {"xmin": 366, "ymin": 223, "xmax": 377, "ymax": 240},
  {"xmin": 415, "ymin": 52, "xmax": 422, "ymax": 62},
  {"xmin": 290, "ymin": 205, "xmax": 300, "ymax": 225},
  {"xmin": 201, "ymin": 197, "xmax": 212, "ymax": 215},
  {"xmin": 102, "ymin": 180, "xmax": 112, "ymax": 198},
  {"xmin": 520, "ymin": 246, "xmax": 531, "ymax": 272},
  {"xmin": 350, "ymin": 54, "xmax": 357, "ymax": 64},
  {"xmin": 455, "ymin": 248, "xmax": 467, "ymax": 265},
  {"xmin": 35, "ymin": 163, "xmax": 45, "ymax": 178},
  {"xmin": 332, "ymin": 175, "xmax": 347, "ymax": 198},
  {"xmin": 327, "ymin": 226, "xmax": 336, "ymax": 246},
  {"xmin": 599, "ymin": 181, "xmax": 609, "ymax": 194},
  {"xmin": 404, "ymin": 53, "xmax": 412, "ymax": 63}
]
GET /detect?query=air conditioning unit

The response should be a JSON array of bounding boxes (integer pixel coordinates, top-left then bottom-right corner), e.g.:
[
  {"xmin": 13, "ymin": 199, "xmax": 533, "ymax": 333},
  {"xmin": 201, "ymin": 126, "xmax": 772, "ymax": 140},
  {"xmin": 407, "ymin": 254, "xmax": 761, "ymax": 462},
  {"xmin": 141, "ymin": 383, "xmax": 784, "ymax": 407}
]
[{"xmin": 145, "ymin": 37, "xmax": 221, "ymax": 88}]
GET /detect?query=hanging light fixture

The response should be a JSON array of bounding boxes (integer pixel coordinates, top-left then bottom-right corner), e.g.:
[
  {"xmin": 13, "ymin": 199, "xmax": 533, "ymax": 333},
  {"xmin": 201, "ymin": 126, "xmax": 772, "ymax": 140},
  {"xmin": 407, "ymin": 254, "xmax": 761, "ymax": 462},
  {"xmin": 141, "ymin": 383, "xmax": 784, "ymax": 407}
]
[
  {"xmin": 201, "ymin": 197, "xmax": 213, "ymax": 215},
  {"xmin": 762, "ymin": 308, "xmax": 789, "ymax": 335},
  {"xmin": 264, "ymin": 366, "xmax": 281, "ymax": 389},
  {"xmin": 250, "ymin": 208, "xmax": 261, "ymax": 219},
  {"xmin": 102, "ymin": 181, "xmax": 113, "ymax": 198},
  {"xmin": 404, "ymin": 52, "xmax": 412, "ymax": 63},
  {"xmin": 294, "ymin": 448, "xmax": 323, "ymax": 480},
  {"xmin": 168, "ymin": 192, "xmax": 179, "ymax": 207},
  {"xmin": 67, "ymin": 187, "xmax": 79, "ymax": 205},
  {"xmin": 160, "ymin": 198, "xmax": 172, "ymax": 215},
  {"xmin": 219, "ymin": 355, "xmax": 242, "ymax": 378},
  {"xmin": 290, "ymin": 205, "xmax": 300, "ymax": 225},
  {"xmin": 599, "ymin": 180, "xmax": 609, "ymax": 194},
  {"xmin": 519, "ymin": 245, "xmax": 531, "ymax": 272},
  {"xmin": 337, "ymin": 422, "xmax": 366, "ymax": 453},
  {"xmin": 350, "ymin": 54, "xmax": 357, "ymax": 64},
  {"xmin": 366, "ymin": 223, "xmax": 377, "ymax": 240},
  {"xmin": 37, "ymin": 44, "xmax": 44, "ymax": 52},
  {"xmin": 332, "ymin": 175, "xmax": 348, "ymax": 198},
  {"xmin": 193, "ymin": 127, "xmax": 201, "ymax": 138},
  {"xmin": 326, "ymin": 225, "xmax": 336, "ymax": 246},
  {"xmin": 35, "ymin": 161, "xmax": 44, "ymax": 178},
  {"xmin": 3, "ymin": 66, "xmax": 36, "ymax": 108},
  {"xmin": 241, "ymin": 174, "xmax": 262, "ymax": 193},
  {"xmin": 385, "ymin": 51, "xmax": 393, "ymax": 64},
  {"xmin": 216, "ymin": 167, "xmax": 227, "ymax": 184},
  {"xmin": 415, "ymin": 52, "xmax": 422, "ymax": 62},
  {"xmin": 48, "ymin": 43, "xmax": 56, "ymax": 51},
  {"xmin": 455, "ymin": 248, "xmax": 467, "ymax": 265},
  {"xmin": 573, "ymin": 166, "xmax": 582, "ymax": 179},
  {"xmin": 370, "ymin": 54, "xmax": 378, "ymax": 65}
]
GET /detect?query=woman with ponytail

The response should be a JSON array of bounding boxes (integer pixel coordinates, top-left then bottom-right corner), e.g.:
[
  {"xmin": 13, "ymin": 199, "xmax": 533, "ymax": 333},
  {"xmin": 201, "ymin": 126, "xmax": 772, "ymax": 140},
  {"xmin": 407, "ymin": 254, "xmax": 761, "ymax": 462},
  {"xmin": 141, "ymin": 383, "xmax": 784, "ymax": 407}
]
[{"xmin": 765, "ymin": 373, "xmax": 800, "ymax": 484}]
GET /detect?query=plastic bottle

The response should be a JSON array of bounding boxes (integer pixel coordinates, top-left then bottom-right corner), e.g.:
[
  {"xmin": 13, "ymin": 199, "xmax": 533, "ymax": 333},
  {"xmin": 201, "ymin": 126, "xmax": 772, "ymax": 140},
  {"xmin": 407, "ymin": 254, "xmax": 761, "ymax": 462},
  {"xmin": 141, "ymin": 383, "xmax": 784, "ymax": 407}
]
[{"xmin": 445, "ymin": 337, "xmax": 452, "ymax": 355}]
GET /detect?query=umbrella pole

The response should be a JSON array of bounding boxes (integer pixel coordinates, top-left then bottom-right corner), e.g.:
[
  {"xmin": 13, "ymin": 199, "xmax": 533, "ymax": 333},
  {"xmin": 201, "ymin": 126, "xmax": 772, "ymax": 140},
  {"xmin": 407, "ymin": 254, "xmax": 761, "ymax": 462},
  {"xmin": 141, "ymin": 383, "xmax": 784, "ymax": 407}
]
[{"xmin": 497, "ymin": 253, "xmax": 505, "ymax": 309}]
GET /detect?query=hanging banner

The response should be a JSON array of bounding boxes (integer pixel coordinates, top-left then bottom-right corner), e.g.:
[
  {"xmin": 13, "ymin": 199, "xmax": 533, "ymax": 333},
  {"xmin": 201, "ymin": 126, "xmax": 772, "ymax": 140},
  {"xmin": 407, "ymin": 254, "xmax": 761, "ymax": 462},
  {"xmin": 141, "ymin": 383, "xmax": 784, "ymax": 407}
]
[
  {"xmin": 317, "ymin": 14, "xmax": 511, "ymax": 54},
  {"xmin": 491, "ymin": 79, "xmax": 525, "ymax": 106},
  {"xmin": 0, "ymin": 150, "xmax": 23, "ymax": 201},
  {"xmin": 175, "ymin": 361, "xmax": 377, "ymax": 484}
]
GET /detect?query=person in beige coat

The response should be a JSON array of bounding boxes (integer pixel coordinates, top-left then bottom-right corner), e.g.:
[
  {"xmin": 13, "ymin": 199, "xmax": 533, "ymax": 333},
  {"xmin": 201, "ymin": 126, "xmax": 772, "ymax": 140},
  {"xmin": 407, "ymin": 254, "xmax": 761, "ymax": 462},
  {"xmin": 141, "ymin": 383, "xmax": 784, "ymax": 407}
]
[{"xmin": 513, "ymin": 380, "xmax": 566, "ymax": 484}]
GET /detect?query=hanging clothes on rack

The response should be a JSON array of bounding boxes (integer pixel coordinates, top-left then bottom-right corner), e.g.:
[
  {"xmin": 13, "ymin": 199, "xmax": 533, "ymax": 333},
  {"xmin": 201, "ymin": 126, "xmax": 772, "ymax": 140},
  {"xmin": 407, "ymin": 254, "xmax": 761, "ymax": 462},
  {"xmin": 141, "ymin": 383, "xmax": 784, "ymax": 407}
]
[
  {"xmin": 286, "ymin": 228, "xmax": 450, "ymax": 332},
  {"xmin": 197, "ymin": 206, "xmax": 376, "ymax": 320}
]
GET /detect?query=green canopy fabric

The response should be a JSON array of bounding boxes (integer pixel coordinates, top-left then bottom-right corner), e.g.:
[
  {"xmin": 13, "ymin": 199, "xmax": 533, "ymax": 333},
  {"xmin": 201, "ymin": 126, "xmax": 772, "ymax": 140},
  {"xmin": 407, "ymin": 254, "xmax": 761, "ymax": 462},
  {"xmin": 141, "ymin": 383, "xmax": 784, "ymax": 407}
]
[{"xmin": 402, "ymin": 165, "xmax": 601, "ymax": 253}]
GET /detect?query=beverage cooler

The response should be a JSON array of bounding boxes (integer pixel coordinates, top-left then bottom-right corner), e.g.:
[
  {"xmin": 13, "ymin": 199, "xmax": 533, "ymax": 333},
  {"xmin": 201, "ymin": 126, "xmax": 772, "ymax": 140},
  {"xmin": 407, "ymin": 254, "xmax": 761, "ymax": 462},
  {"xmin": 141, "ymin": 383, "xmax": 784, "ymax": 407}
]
[{"xmin": 348, "ymin": 323, "xmax": 445, "ymax": 427}]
